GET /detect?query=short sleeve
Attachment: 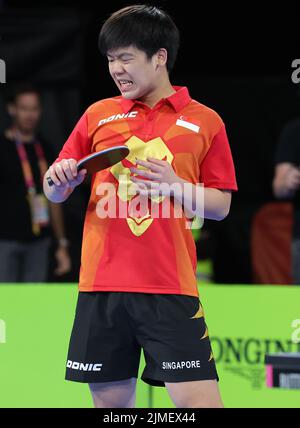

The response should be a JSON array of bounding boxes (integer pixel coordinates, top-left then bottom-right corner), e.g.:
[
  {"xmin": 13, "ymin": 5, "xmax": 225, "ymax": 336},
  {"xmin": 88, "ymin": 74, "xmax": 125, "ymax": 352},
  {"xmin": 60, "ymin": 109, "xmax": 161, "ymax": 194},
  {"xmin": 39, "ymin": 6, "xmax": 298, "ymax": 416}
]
[
  {"xmin": 200, "ymin": 124, "xmax": 238, "ymax": 191},
  {"xmin": 52, "ymin": 111, "xmax": 92, "ymax": 164}
]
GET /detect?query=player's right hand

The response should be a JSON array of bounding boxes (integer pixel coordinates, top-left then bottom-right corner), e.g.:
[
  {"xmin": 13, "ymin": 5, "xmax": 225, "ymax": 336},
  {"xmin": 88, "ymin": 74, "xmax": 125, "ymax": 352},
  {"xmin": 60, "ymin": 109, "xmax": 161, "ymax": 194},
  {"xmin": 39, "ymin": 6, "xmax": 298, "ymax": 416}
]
[{"xmin": 46, "ymin": 159, "xmax": 87, "ymax": 189}]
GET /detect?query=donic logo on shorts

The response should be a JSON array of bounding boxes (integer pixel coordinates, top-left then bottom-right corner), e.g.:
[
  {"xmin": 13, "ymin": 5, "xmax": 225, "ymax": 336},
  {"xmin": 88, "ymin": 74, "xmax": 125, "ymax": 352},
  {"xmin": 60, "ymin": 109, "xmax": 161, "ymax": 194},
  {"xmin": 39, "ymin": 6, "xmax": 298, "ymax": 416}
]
[
  {"xmin": 67, "ymin": 360, "xmax": 103, "ymax": 371},
  {"xmin": 162, "ymin": 360, "xmax": 201, "ymax": 370},
  {"xmin": 98, "ymin": 111, "xmax": 138, "ymax": 126}
]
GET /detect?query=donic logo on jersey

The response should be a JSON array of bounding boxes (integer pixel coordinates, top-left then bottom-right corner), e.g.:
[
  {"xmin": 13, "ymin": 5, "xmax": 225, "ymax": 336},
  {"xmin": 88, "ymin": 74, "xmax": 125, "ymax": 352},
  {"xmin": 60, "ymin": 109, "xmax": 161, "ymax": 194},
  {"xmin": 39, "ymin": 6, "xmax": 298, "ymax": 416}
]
[{"xmin": 98, "ymin": 111, "xmax": 138, "ymax": 127}]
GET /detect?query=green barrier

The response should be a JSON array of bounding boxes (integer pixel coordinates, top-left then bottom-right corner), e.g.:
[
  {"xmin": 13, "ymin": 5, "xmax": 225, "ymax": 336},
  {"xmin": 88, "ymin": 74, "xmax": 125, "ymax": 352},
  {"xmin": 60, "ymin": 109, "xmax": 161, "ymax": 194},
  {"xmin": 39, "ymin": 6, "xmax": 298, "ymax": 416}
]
[
  {"xmin": 0, "ymin": 284, "xmax": 149, "ymax": 408},
  {"xmin": 0, "ymin": 284, "xmax": 300, "ymax": 408},
  {"xmin": 153, "ymin": 285, "xmax": 300, "ymax": 408}
]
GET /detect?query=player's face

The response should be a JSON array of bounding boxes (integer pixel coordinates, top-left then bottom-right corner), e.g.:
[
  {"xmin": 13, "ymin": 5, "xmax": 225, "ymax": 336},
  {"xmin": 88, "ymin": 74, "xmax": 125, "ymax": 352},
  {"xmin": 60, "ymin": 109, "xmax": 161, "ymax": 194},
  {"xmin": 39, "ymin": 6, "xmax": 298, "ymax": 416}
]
[
  {"xmin": 107, "ymin": 46, "xmax": 159, "ymax": 101},
  {"xmin": 9, "ymin": 93, "xmax": 41, "ymax": 133}
]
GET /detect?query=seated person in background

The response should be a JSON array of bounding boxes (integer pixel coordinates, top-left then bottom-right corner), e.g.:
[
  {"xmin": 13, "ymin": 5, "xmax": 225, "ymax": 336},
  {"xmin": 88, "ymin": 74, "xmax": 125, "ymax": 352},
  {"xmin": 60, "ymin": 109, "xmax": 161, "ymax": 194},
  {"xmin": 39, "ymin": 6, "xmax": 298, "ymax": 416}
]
[
  {"xmin": 0, "ymin": 84, "xmax": 71, "ymax": 282},
  {"xmin": 273, "ymin": 116, "xmax": 300, "ymax": 284}
]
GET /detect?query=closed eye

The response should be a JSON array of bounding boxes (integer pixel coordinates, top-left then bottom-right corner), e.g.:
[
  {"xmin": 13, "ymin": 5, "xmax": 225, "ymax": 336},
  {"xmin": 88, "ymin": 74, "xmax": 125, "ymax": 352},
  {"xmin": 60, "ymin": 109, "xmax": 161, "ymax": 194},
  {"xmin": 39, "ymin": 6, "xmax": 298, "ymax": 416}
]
[{"xmin": 107, "ymin": 54, "xmax": 134, "ymax": 62}]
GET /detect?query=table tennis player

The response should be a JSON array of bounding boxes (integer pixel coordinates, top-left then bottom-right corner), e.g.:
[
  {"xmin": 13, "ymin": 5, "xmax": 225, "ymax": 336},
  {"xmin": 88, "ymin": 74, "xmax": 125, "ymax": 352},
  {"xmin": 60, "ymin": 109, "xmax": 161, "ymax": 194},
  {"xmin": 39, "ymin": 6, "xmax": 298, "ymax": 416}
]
[{"xmin": 43, "ymin": 5, "xmax": 237, "ymax": 408}]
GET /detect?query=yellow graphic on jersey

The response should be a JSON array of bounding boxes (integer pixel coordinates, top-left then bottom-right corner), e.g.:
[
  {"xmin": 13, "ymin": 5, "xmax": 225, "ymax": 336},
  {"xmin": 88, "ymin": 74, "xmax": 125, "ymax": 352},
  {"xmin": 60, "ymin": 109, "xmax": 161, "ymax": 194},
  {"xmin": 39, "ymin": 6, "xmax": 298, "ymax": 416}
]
[{"xmin": 110, "ymin": 136, "xmax": 174, "ymax": 236}]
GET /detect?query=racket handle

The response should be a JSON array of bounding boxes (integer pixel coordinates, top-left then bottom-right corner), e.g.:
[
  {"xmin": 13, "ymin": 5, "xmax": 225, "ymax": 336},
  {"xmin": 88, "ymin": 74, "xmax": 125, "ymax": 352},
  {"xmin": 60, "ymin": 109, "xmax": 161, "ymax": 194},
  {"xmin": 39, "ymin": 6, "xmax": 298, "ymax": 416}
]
[{"xmin": 46, "ymin": 176, "xmax": 55, "ymax": 187}]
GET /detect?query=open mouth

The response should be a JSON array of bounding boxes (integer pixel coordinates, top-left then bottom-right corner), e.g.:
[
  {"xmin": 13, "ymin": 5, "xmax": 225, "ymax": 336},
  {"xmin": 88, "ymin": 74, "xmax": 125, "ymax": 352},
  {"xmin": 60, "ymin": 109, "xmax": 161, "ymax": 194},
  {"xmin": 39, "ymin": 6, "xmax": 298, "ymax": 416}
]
[{"xmin": 118, "ymin": 79, "xmax": 134, "ymax": 90}]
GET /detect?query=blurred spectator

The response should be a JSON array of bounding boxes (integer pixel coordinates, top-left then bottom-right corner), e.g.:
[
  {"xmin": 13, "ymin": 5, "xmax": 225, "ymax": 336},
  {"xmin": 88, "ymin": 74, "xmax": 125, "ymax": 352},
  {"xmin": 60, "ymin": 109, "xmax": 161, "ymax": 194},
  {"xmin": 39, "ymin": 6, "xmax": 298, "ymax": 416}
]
[
  {"xmin": 273, "ymin": 116, "xmax": 300, "ymax": 284},
  {"xmin": 0, "ymin": 84, "xmax": 71, "ymax": 282}
]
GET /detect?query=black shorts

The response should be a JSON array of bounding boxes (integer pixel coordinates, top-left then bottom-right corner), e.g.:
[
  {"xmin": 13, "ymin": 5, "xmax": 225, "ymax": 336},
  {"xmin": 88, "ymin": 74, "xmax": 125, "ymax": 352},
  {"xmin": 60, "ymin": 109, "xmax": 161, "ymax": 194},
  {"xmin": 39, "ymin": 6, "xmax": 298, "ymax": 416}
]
[{"xmin": 65, "ymin": 292, "xmax": 218, "ymax": 386}]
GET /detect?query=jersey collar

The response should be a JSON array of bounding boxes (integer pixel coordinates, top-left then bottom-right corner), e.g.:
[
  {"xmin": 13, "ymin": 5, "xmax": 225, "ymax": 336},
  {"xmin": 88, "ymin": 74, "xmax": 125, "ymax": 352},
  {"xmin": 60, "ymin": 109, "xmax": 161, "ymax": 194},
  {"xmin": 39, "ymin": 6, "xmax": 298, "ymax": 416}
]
[{"xmin": 120, "ymin": 86, "xmax": 191, "ymax": 114}]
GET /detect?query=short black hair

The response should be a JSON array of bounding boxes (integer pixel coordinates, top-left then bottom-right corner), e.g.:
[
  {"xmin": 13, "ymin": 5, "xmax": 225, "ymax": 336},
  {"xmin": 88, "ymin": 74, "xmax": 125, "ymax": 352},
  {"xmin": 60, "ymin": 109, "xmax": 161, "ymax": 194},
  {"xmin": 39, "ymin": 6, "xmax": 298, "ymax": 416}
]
[
  {"xmin": 98, "ymin": 4, "xmax": 180, "ymax": 73},
  {"xmin": 7, "ymin": 83, "xmax": 40, "ymax": 104}
]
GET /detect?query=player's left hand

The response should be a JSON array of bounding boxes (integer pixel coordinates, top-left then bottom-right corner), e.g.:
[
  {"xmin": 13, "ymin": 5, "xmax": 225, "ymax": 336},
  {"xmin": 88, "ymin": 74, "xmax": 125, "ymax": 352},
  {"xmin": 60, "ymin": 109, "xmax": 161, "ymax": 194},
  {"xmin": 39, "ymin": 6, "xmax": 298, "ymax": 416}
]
[{"xmin": 129, "ymin": 157, "xmax": 181, "ymax": 197}]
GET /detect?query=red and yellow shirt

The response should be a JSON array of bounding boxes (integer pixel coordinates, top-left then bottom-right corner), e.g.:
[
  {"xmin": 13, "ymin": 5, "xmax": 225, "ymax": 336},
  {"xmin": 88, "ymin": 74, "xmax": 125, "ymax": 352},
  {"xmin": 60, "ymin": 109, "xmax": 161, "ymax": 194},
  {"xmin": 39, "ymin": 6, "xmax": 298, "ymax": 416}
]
[{"xmin": 53, "ymin": 86, "xmax": 237, "ymax": 296}]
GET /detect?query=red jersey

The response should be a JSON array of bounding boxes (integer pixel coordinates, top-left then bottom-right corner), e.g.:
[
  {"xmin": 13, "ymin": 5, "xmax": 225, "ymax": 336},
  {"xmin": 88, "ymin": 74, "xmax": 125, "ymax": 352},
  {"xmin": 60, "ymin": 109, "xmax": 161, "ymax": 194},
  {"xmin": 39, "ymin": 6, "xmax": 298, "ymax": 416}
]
[{"xmin": 53, "ymin": 87, "xmax": 237, "ymax": 296}]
